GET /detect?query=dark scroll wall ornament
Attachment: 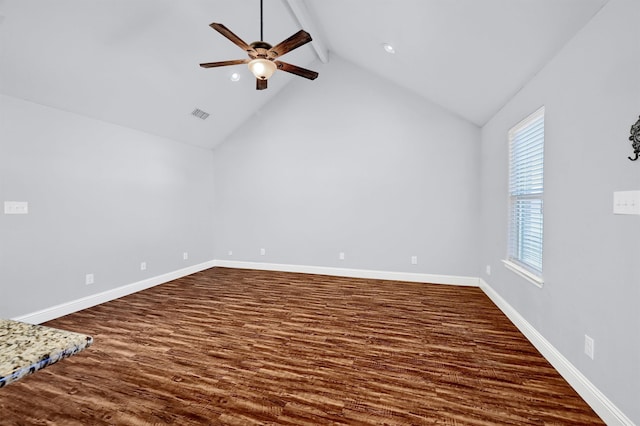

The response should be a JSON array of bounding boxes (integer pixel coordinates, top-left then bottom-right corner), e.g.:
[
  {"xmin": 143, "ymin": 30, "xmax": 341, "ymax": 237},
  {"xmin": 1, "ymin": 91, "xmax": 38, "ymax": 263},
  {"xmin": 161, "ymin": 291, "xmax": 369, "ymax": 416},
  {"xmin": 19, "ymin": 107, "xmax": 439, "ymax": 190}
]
[{"xmin": 629, "ymin": 116, "xmax": 640, "ymax": 161}]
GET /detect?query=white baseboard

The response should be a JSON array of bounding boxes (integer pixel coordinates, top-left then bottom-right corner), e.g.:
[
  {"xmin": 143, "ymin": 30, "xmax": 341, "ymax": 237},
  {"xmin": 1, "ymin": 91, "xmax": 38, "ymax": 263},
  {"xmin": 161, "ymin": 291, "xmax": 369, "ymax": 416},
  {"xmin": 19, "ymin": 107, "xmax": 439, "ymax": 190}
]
[
  {"xmin": 213, "ymin": 259, "xmax": 480, "ymax": 287},
  {"xmin": 479, "ymin": 278, "xmax": 634, "ymax": 426},
  {"xmin": 12, "ymin": 260, "xmax": 216, "ymax": 325},
  {"xmin": 10, "ymin": 260, "xmax": 476, "ymax": 324}
]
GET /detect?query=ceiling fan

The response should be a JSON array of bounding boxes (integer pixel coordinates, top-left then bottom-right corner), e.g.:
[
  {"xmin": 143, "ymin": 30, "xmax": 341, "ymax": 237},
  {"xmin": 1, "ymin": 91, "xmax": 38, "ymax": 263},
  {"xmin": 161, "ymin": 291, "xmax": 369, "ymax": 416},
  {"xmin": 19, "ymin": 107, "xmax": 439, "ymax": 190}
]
[{"xmin": 200, "ymin": 0, "xmax": 319, "ymax": 90}]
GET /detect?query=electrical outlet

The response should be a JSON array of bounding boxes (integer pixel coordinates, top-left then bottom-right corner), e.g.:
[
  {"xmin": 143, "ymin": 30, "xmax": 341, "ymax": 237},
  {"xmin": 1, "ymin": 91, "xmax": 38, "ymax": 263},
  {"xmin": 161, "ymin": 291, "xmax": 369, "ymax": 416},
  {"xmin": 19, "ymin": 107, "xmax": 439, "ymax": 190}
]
[
  {"xmin": 140, "ymin": 262, "xmax": 146, "ymax": 271},
  {"xmin": 183, "ymin": 252, "xmax": 188, "ymax": 260},
  {"xmin": 411, "ymin": 255, "xmax": 418, "ymax": 265},
  {"xmin": 584, "ymin": 335, "xmax": 595, "ymax": 360},
  {"xmin": 260, "ymin": 248, "xmax": 266, "ymax": 256},
  {"xmin": 339, "ymin": 252, "xmax": 345, "ymax": 260},
  {"xmin": 486, "ymin": 265, "xmax": 491, "ymax": 275},
  {"xmin": 227, "ymin": 250, "xmax": 233, "ymax": 256},
  {"xmin": 85, "ymin": 273, "xmax": 94, "ymax": 285}
]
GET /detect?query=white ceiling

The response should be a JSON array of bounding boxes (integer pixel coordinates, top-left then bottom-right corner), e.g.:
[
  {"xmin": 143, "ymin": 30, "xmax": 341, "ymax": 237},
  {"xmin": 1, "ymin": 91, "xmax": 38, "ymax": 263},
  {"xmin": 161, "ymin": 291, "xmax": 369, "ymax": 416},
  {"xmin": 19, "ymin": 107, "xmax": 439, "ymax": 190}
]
[{"xmin": 0, "ymin": 0, "xmax": 608, "ymax": 149}]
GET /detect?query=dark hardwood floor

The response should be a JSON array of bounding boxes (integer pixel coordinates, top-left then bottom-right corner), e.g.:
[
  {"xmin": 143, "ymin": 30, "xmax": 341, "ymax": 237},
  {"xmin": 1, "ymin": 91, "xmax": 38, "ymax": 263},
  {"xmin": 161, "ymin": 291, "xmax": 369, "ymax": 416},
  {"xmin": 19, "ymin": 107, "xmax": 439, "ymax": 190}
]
[{"xmin": 0, "ymin": 267, "xmax": 603, "ymax": 425}]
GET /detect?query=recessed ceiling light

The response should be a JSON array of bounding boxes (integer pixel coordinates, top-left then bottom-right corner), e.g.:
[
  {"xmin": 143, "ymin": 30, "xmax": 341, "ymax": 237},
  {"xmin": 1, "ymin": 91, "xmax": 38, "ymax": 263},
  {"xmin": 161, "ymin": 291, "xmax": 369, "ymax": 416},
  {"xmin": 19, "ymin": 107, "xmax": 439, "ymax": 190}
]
[
  {"xmin": 383, "ymin": 43, "xmax": 395, "ymax": 54},
  {"xmin": 230, "ymin": 72, "xmax": 241, "ymax": 82}
]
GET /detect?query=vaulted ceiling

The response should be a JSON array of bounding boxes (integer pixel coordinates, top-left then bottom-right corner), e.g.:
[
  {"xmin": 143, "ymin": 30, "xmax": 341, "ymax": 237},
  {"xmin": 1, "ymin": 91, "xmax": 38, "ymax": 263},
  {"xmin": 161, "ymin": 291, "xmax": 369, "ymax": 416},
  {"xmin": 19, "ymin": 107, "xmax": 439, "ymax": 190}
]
[{"xmin": 0, "ymin": 0, "xmax": 608, "ymax": 149}]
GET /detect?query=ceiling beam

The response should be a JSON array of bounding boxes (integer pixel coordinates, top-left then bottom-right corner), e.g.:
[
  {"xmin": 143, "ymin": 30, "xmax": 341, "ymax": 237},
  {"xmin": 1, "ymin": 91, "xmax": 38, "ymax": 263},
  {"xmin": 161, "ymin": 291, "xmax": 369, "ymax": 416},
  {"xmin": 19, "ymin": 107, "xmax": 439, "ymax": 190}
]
[{"xmin": 282, "ymin": 0, "xmax": 329, "ymax": 63}]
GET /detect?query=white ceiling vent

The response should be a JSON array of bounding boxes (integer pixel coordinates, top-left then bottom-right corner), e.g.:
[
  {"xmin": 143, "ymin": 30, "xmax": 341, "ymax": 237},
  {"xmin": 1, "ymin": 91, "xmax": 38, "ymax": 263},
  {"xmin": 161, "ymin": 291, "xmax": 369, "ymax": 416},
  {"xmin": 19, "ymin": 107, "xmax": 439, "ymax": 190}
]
[{"xmin": 191, "ymin": 108, "xmax": 210, "ymax": 120}]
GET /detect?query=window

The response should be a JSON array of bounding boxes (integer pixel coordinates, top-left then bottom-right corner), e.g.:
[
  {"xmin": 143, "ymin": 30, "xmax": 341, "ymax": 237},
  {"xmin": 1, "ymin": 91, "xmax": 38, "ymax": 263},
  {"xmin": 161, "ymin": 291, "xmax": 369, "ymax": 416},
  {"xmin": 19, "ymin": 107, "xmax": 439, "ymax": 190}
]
[{"xmin": 505, "ymin": 107, "xmax": 545, "ymax": 286}]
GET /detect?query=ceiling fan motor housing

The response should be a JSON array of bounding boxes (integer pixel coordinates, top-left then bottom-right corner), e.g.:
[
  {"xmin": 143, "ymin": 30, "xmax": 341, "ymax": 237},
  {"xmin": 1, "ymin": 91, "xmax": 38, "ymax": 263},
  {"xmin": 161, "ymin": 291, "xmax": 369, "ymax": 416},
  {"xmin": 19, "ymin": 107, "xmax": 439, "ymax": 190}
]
[{"xmin": 249, "ymin": 41, "xmax": 273, "ymax": 54}]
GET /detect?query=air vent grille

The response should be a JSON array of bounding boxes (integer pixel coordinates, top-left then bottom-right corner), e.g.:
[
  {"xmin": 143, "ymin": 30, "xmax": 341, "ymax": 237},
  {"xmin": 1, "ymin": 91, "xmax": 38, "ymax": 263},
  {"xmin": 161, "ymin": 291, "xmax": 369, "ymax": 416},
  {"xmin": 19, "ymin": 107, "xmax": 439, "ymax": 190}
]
[{"xmin": 191, "ymin": 108, "xmax": 210, "ymax": 120}]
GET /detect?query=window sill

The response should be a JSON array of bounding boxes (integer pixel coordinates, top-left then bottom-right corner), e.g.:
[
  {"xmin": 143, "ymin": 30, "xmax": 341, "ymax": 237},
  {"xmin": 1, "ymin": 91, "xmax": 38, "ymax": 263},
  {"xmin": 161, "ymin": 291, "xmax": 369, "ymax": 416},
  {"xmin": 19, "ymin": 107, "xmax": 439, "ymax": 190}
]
[{"xmin": 502, "ymin": 260, "xmax": 544, "ymax": 288}]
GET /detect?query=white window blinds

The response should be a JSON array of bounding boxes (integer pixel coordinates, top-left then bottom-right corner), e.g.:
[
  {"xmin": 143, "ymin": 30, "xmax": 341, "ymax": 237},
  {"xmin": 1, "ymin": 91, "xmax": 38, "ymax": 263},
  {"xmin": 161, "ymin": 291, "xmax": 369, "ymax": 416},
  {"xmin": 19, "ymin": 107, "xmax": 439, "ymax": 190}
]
[{"xmin": 508, "ymin": 107, "xmax": 545, "ymax": 278}]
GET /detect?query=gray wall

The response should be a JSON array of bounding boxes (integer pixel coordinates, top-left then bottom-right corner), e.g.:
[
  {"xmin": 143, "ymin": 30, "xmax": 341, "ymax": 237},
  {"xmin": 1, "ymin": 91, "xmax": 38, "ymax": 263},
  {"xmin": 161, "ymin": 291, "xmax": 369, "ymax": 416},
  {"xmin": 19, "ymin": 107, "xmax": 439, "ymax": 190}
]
[
  {"xmin": 479, "ymin": 0, "xmax": 639, "ymax": 421},
  {"xmin": 0, "ymin": 94, "xmax": 215, "ymax": 319},
  {"xmin": 212, "ymin": 56, "xmax": 481, "ymax": 277}
]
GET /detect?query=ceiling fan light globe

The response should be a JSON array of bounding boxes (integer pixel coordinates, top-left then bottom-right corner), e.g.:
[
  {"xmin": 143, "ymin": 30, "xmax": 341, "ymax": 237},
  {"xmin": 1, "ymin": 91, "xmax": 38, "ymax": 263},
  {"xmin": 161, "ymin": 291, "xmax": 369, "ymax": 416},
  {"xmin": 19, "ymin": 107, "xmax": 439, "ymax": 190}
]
[{"xmin": 248, "ymin": 58, "xmax": 276, "ymax": 80}]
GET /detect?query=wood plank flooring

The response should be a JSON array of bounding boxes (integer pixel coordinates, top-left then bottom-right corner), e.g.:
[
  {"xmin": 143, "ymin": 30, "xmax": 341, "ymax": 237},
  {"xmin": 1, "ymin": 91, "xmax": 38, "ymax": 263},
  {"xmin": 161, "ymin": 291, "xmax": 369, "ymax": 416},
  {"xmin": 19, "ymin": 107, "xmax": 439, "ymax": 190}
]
[{"xmin": 0, "ymin": 267, "xmax": 604, "ymax": 425}]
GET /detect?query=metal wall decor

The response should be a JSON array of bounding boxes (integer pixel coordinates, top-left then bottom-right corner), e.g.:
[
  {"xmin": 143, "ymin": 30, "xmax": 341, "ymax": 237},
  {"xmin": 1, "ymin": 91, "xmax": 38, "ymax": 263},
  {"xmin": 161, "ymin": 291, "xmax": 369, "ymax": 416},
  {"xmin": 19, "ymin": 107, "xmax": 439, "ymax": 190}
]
[{"xmin": 629, "ymin": 116, "xmax": 640, "ymax": 161}]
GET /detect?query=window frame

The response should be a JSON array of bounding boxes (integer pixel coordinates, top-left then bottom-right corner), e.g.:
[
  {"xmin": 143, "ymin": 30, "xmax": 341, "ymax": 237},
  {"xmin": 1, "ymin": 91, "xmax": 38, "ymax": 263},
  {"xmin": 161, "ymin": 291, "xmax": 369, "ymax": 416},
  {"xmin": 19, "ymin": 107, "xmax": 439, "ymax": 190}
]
[{"xmin": 503, "ymin": 106, "xmax": 545, "ymax": 288}]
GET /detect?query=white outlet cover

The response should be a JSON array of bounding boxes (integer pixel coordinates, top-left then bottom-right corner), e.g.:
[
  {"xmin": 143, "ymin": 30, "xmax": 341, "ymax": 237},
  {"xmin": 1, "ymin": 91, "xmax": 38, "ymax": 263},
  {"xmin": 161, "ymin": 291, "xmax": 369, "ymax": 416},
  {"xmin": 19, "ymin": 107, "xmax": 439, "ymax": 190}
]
[
  {"xmin": 85, "ymin": 273, "xmax": 94, "ymax": 285},
  {"xmin": 584, "ymin": 334, "xmax": 595, "ymax": 360},
  {"xmin": 183, "ymin": 252, "xmax": 189, "ymax": 260},
  {"xmin": 4, "ymin": 201, "xmax": 28, "ymax": 214},
  {"xmin": 339, "ymin": 252, "xmax": 345, "ymax": 260}
]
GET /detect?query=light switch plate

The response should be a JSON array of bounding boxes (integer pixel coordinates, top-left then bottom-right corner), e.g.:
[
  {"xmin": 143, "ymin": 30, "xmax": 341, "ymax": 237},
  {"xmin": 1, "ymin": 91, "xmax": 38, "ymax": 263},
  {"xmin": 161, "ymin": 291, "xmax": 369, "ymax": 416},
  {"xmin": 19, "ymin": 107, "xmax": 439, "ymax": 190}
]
[
  {"xmin": 613, "ymin": 191, "xmax": 640, "ymax": 215},
  {"xmin": 4, "ymin": 201, "xmax": 28, "ymax": 214}
]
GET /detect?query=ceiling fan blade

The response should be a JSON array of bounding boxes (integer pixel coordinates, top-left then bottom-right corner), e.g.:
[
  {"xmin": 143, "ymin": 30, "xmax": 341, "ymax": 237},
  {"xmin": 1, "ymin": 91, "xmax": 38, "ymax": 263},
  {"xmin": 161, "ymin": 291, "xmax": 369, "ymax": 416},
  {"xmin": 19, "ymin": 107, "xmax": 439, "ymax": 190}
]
[
  {"xmin": 200, "ymin": 59, "xmax": 248, "ymax": 68},
  {"xmin": 268, "ymin": 30, "xmax": 312, "ymax": 58},
  {"xmin": 275, "ymin": 61, "xmax": 318, "ymax": 80},
  {"xmin": 209, "ymin": 23, "xmax": 256, "ymax": 54},
  {"xmin": 256, "ymin": 78, "xmax": 268, "ymax": 90}
]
